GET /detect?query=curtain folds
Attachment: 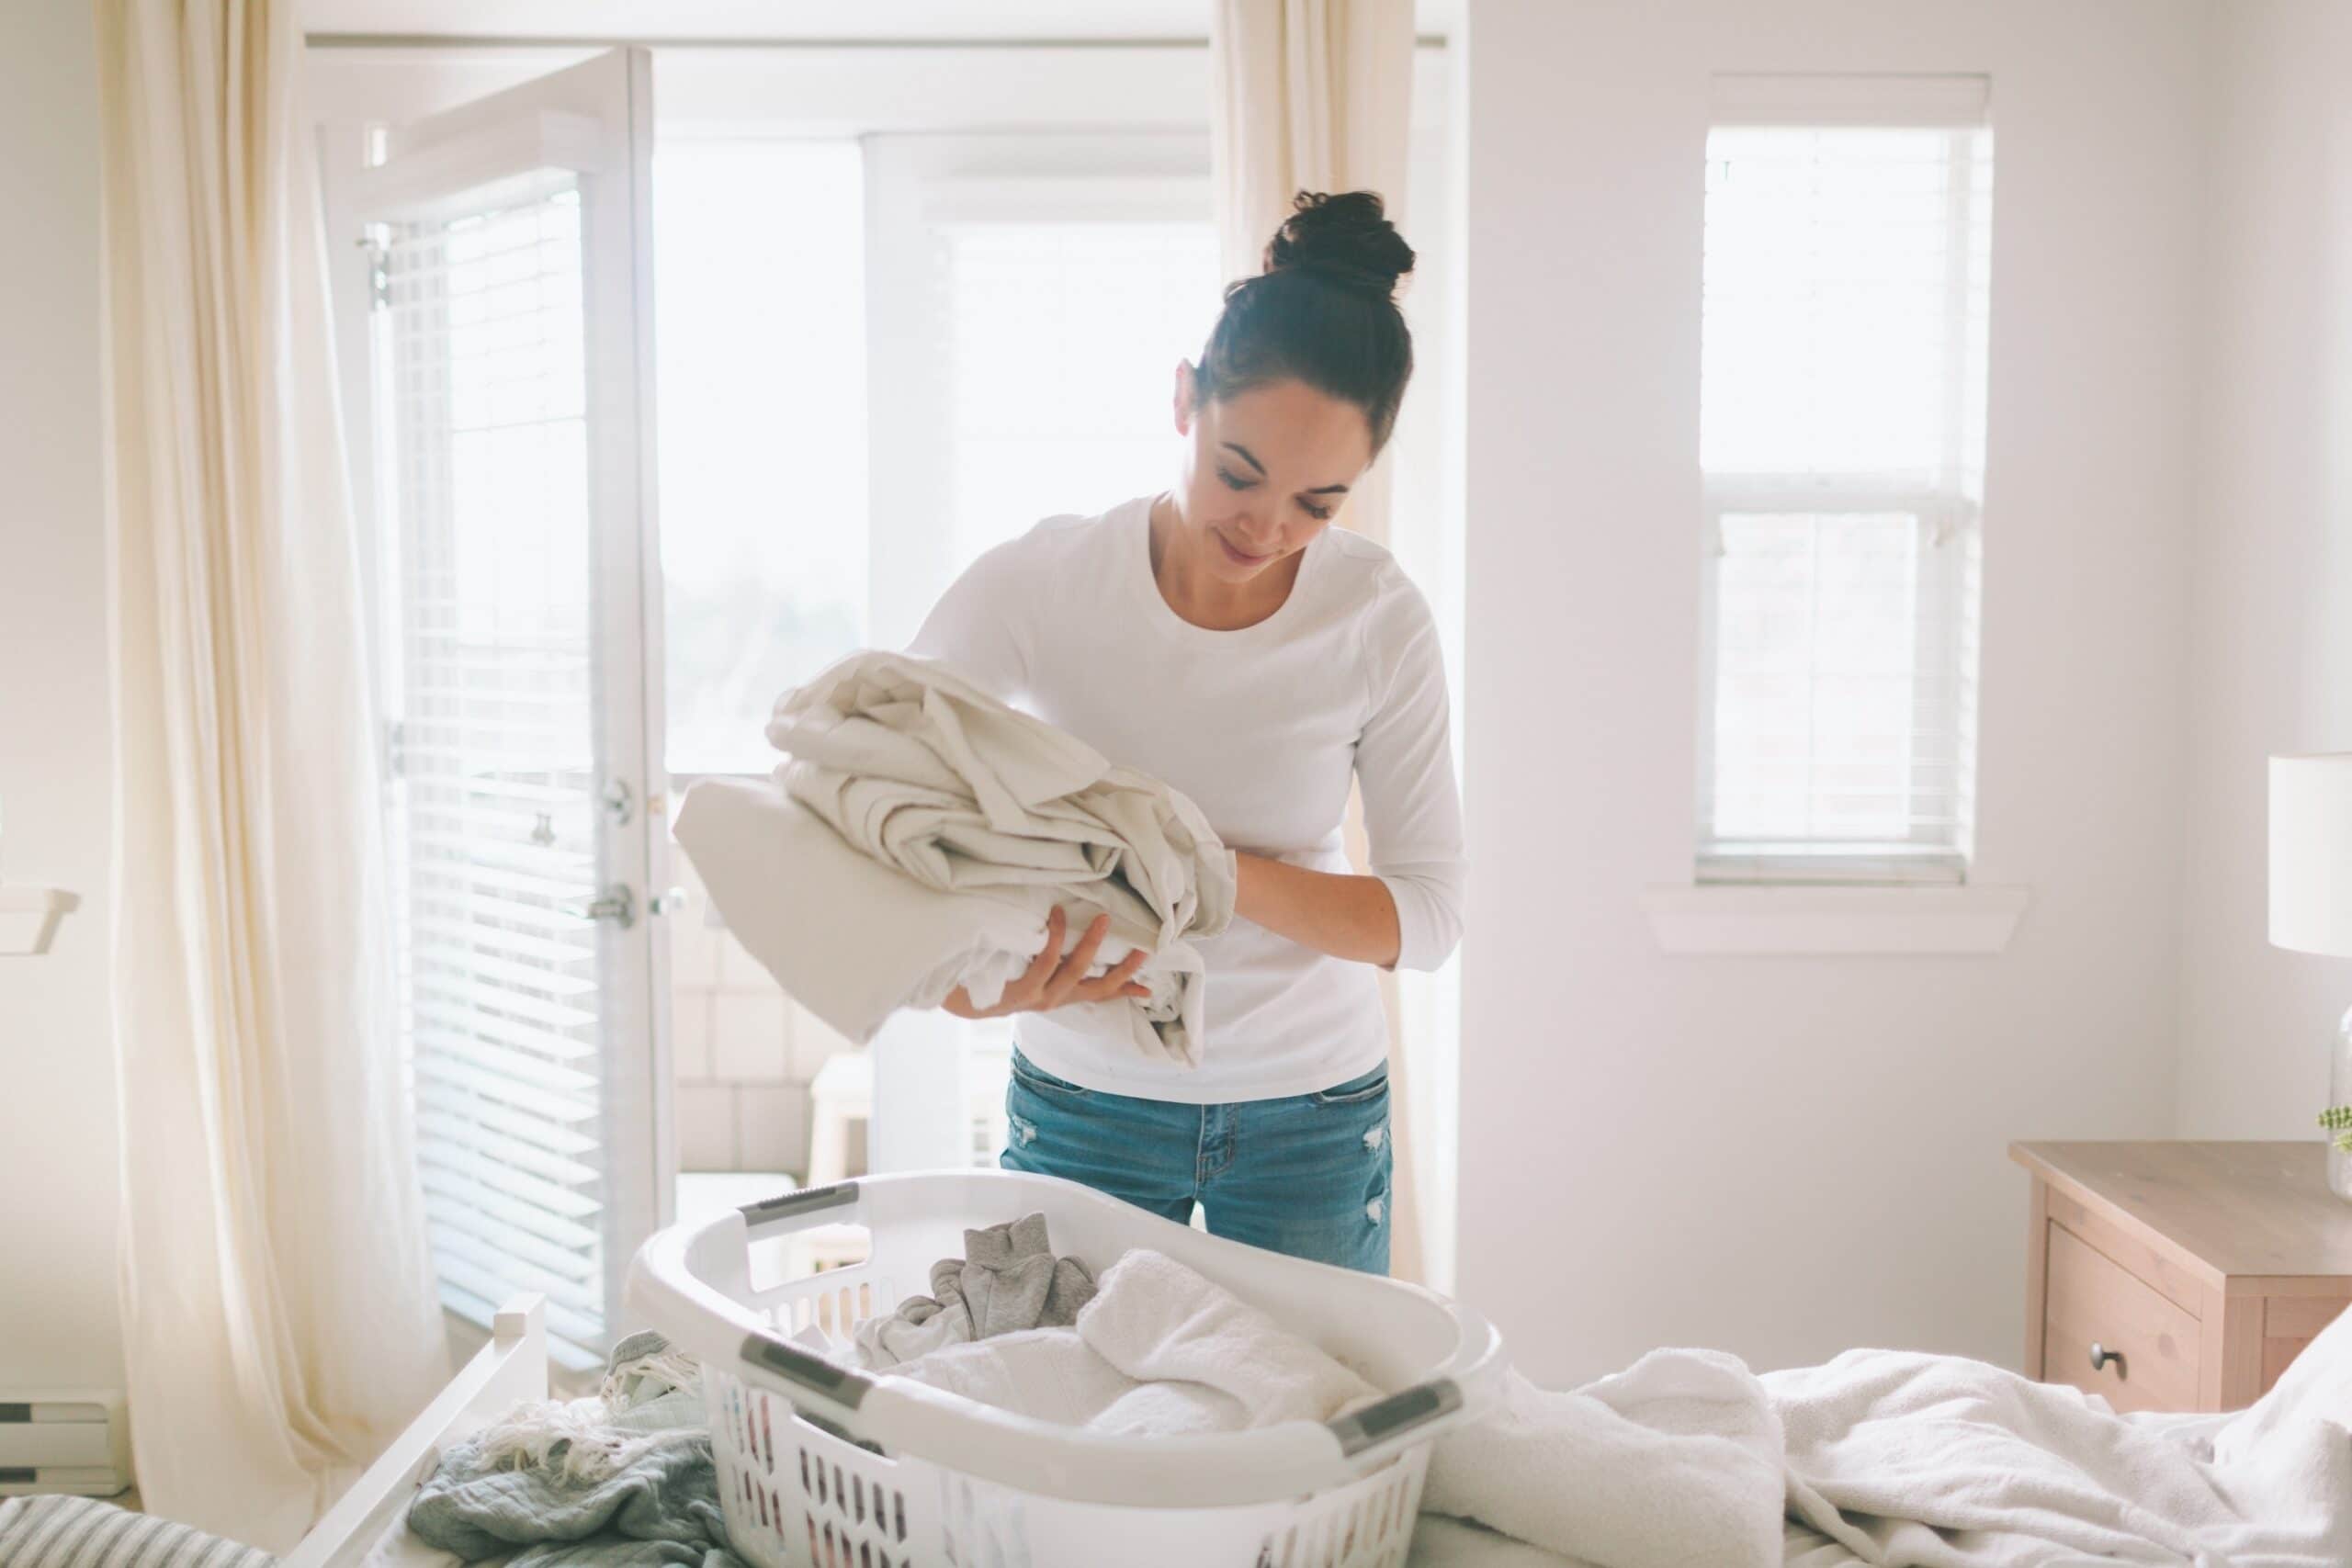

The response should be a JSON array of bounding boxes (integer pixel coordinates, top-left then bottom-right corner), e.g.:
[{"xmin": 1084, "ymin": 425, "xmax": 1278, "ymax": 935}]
[{"xmin": 96, "ymin": 0, "xmax": 447, "ymax": 1544}]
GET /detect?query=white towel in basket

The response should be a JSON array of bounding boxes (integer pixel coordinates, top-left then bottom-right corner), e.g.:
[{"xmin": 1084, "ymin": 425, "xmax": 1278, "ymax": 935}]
[
  {"xmin": 1076, "ymin": 1248, "xmax": 1378, "ymax": 1426},
  {"xmin": 874, "ymin": 1248, "xmax": 1379, "ymax": 1438}
]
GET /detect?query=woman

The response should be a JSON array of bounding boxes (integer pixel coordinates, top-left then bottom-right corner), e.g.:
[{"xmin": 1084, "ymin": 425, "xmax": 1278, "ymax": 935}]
[{"xmin": 909, "ymin": 190, "xmax": 1464, "ymax": 1274}]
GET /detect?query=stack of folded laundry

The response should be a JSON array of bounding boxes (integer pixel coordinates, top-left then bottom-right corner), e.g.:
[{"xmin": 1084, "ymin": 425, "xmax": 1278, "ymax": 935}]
[{"xmin": 675, "ymin": 649, "xmax": 1236, "ymax": 1066}]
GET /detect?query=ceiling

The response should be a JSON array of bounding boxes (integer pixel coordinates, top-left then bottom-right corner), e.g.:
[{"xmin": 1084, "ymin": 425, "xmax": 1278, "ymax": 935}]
[{"xmin": 302, "ymin": 0, "xmax": 1458, "ymax": 43}]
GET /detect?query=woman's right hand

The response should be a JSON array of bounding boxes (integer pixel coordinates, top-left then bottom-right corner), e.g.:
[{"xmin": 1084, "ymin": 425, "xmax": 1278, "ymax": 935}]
[{"xmin": 943, "ymin": 906, "xmax": 1153, "ymax": 1020}]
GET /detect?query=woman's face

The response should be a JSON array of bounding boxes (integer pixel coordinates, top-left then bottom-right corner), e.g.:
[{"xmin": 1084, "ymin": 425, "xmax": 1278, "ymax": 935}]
[{"xmin": 1170, "ymin": 365, "xmax": 1374, "ymax": 583}]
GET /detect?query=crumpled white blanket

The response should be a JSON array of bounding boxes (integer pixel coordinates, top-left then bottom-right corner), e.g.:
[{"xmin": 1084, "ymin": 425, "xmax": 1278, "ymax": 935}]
[
  {"xmin": 1420, "ymin": 1298, "xmax": 2352, "ymax": 1568},
  {"xmin": 677, "ymin": 650, "xmax": 1236, "ymax": 1066},
  {"xmin": 808, "ymin": 1248, "xmax": 1377, "ymax": 1436}
]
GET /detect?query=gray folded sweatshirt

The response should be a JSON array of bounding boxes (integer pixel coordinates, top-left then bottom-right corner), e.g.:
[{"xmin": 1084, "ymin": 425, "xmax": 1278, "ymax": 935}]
[{"xmin": 853, "ymin": 1211, "xmax": 1096, "ymax": 1369}]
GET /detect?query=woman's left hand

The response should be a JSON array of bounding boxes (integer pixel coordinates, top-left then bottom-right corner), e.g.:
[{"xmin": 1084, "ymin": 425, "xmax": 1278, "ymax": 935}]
[{"xmin": 942, "ymin": 906, "xmax": 1154, "ymax": 1020}]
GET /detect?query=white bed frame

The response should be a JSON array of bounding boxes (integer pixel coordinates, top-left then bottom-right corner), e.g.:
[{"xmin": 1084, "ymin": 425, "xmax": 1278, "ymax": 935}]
[{"xmin": 278, "ymin": 1296, "xmax": 551, "ymax": 1568}]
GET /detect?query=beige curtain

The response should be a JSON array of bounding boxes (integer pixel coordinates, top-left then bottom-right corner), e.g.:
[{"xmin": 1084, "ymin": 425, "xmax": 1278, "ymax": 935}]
[
  {"xmin": 96, "ymin": 0, "xmax": 448, "ymax": 1545},
  {"xmin": 1208, "ymin": 0, "xmax": 1431, "ymax": 1282}
]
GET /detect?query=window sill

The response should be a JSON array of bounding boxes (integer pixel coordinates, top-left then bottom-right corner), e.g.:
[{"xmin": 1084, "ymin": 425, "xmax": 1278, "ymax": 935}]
[
  {"xmin": 1640, "ymin": 883, "xmax": 2030, "ymax": 956},
  {"xmin": 0, "ymin": 886, "xmax": 81, "ymax": 957}
]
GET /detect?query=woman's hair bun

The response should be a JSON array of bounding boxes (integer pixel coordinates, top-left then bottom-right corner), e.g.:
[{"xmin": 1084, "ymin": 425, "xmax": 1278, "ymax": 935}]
[{"xmin": 1261, "ymin": 190, "xmax": 1415, "ymax": 300}]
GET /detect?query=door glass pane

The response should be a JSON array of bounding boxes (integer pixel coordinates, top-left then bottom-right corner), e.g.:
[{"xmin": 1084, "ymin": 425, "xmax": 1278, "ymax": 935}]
[{"xmin": 377, "ymin": 175, "xmax": 612, "ymax": 1369}]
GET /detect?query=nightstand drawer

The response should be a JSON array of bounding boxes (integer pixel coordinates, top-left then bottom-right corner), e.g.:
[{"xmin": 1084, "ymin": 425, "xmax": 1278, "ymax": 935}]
[{"xmin": 2042, "ymin": 1222, "xmax": 2200, "ymax": 1413}]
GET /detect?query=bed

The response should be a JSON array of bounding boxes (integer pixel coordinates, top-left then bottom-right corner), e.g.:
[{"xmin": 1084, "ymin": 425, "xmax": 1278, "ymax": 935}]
[
  {"xmin": 266, "ymin": 1292, "xmax": 1668, "ymax": 1568},
  {"xmin": 276, "ymin": 1293, "xmax": 1545, "ymax": 1567},
  {"xmin": 263, "ymin": 1272, "xmax": 2352, "ymax": 1568}
]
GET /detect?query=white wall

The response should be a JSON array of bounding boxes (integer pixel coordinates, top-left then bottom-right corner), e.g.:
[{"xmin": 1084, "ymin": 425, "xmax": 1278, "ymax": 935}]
[
  {"xmin": 2177, "ymin": 0, "xmax": 2352, "ymax": 1138},
  {"xmin": 1457, "ymin": 0, "xmax": 2211, "ymax": 1383},
  {"xmin": 0, "ymin": 0, "xmax": 123, "ymax": 1393}
]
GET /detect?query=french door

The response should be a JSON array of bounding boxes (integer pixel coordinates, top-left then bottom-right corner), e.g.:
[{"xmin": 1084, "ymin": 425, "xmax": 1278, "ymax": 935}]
[{"xmin": 346, "ymin": 49, "xmax": 670, "ymax": 1370}]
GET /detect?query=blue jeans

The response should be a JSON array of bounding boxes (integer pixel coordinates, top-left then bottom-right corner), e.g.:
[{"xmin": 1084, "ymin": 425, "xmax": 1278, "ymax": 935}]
[{"xmin": 999, "ymin": 1050, "xmax": 1393, "ymax": 1273}]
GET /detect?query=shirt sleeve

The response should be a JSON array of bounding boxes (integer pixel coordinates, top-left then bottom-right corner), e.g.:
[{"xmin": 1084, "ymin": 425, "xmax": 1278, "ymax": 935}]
[
  {"xmin": 1356, "ymin": 572, "xmax": 1467, "ymax": 973},
  {"xmin": 907, "ymin": 538, "xmax": 1030, "ymax": 705}
]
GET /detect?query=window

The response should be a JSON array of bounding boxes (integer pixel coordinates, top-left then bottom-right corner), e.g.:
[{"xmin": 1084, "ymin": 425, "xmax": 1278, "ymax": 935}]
[
  {"xmin": 862, "ymin": 138, "xmax": 1217, "ymax": 659},
  {"xmin": 657, "ymin": 141, "xmax": 870, "ymax": 777},
  {"xmin": 652, "ymin": 130, "xmax": 1218, "ymax": 1168},
  {"xmin": 657, "ymin": 141, "xmax": 1217, "ymax": 776},
  {"xmin": 1697, "ymin": 77, "xmax": 1994, "ymax": 885},
  {"xmin": 937, "ymin": 215, "xmax": 1220, "ymax": 569}
]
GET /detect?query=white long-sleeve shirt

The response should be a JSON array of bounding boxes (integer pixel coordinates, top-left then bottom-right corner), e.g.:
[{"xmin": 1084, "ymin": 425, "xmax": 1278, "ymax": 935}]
[{"xmin": 909, "ymin": 496, "xmax": 1465, "ymax": 1102}]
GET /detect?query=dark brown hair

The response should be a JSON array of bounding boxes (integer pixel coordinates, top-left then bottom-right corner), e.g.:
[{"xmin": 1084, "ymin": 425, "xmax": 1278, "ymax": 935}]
[{"xmin": 1194, "ymin": 190, "xmax": 1417, "ymax": 455}]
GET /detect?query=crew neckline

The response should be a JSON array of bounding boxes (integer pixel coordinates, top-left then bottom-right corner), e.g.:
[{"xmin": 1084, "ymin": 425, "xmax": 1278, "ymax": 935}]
[{"xmin": 1125, "ymin": 494, "xmax": 1324, "ymax": 645}]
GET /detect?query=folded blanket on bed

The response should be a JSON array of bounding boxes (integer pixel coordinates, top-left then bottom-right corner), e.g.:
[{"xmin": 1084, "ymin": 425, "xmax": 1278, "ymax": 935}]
[
  {"xmin": 1420, "ymin": 1299, "xmax": 2352, "ymax": 1568},
  {"xmin": 676, "ymin": 650, "xmax": 1235, "ymax": 1067},
  {"xmin": 1422, "ymin": 1349, "xmax": 1786, "ymax": 1568},
  {"xmin": 407, "ymin": 1331, "xmax": 745, "ymax": 1568}
]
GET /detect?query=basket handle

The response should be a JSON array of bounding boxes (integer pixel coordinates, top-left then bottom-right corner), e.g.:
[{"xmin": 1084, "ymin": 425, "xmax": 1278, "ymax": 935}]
[
  {"xmin": 737, "ymin": 1179, "xmax": 861, "ymax": 1236},
  {"xmin": 1324, "ymin": 1376, "xmax": 1463, "ymax": 1458},
  {"xmin": 741, "ymin": 1326, "xmax": 877, "ymax": 1412}
]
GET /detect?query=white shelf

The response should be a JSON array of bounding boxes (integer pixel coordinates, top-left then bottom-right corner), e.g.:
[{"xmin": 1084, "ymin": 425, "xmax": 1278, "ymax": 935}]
[
  {"xmin": 1641, "ymin": 883, "xmax": 2030, "ymax": 956},
  {"xmin": 0, "ymin": 886, "xmax": 81, "ymax": 956}
]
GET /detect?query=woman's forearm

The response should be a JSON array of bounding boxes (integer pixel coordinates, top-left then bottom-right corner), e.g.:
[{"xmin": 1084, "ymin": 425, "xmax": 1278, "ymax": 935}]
[{"xmin": 1230, "ymin": 850, "xmax": 1403, "ymax": 969}]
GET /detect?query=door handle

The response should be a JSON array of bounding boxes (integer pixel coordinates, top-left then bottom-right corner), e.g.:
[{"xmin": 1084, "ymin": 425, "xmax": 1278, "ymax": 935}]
[
  {"xmin": 2088, "ymin": 1341, "xmax": 2123, "ymax": 1375},
  {"xmin": 571, "ymin": 885, "xmax": 636, "ymax": 930}
]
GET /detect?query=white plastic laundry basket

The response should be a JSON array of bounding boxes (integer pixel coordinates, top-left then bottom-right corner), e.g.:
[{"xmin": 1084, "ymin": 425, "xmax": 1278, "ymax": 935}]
[{"xmin": 626, "ymin": 1169, "xmax": 1503, "ymax": 1568}]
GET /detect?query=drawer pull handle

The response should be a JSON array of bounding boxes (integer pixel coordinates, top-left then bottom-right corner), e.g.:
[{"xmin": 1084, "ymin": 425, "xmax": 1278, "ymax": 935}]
[{"xmin": 2088, "ymin": 1341, "xmax": 2124, "ymax": 1375}]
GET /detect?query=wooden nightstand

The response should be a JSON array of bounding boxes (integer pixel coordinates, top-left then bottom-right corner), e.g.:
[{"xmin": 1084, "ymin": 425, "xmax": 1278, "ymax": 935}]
[{"xmin": 2011, "ymin": 1142, "xmax": 2352, "ymax": 1413}]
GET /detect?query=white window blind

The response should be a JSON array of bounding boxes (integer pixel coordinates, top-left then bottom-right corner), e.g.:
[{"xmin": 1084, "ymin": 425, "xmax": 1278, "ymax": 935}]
[{"xmin": 1697, "ymin": 79, "xmax": 1993, "ymax": 884}]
